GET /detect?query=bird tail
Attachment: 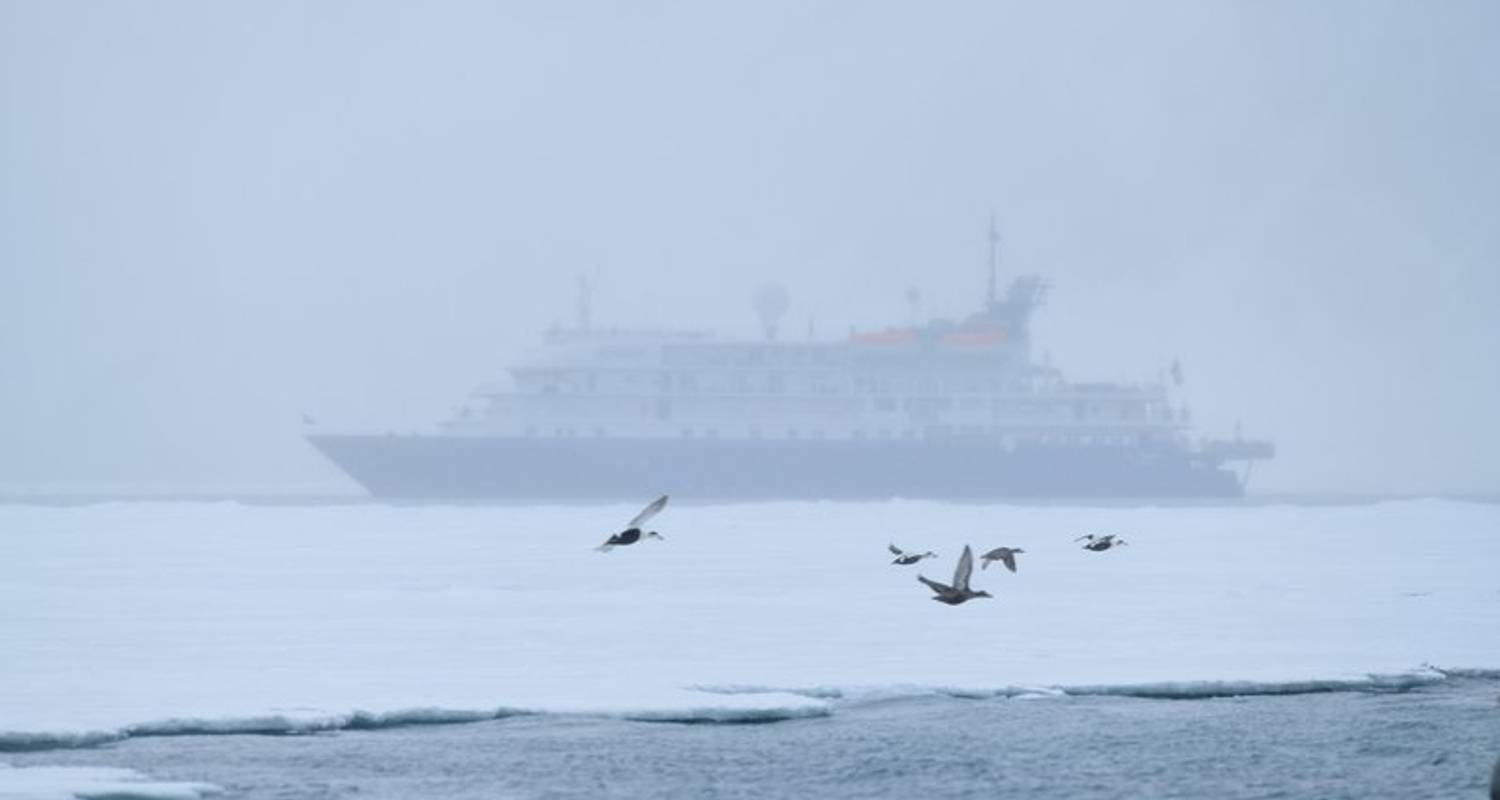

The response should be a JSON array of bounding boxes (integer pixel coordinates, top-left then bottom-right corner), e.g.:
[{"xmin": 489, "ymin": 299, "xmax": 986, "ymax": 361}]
[{"xmin": 594, "ymin": 543, "xmax": 613, "ymax": 553}]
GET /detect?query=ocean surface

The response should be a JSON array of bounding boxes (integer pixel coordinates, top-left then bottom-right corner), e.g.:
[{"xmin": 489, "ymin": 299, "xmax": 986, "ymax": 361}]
[
  {"xmin": 6, "ymin": 678, "xmax": 1499, "ymax": 799},
  {"xmin": 3, "ymin": 497, "xmax": 1498, "ymax": 798}
]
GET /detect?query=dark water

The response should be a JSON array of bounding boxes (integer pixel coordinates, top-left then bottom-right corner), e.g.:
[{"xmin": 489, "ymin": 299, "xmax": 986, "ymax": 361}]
[{"xmin": 8, "ymin": 681, "xmax": 1500, "ymax": 799}]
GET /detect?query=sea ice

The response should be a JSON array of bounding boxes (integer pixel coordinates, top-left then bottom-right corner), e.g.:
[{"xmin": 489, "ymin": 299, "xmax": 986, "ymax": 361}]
[
  {"xmin": 1, "ymin": 499, "xmax": 1496, "ymax": 748},
  {"xmin": 0, "ymin": 764, "xmax": 220, "ymax": 799}
]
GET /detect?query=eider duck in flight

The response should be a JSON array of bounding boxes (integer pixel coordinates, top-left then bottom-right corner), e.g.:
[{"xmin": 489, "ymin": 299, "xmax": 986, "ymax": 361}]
[
  {"xmin": 980, "ymin": 546, "xmax": 1025, "ymax": 572},
  {"xmin": 1076, "ymin": 533, "xmax": 1127, "ymax": 552},
  {"xmin": 889, "ymin": 544, "xmax": 938, "ymax": 566},
  {"xmin": 918, "ymin": 545, "xmax": 992, "ymax": 605},
  {"xmin": 595, "ymin": 494, "xmax": 668, "ymax": 552}
]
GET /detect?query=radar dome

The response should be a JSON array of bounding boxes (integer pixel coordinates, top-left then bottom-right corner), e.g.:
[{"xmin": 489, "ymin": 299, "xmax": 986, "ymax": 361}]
[{"xmin": 753, "ymin": 283, "xmax": 791, "ymax": 341}]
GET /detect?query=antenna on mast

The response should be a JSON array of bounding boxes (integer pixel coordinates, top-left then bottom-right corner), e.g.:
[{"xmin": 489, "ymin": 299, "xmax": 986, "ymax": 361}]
[
  {"xmin": 576, "ymin": 274, "xmax": 592, "ymax": 331},
  {"xmin": 986, "ymin": 213, "xmax": 1000, "ymax": 309}
]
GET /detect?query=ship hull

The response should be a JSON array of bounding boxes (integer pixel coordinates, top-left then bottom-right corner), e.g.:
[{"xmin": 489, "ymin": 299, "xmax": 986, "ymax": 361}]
[{"xmin": 307, "ymin": 434, "xmax": 1243, "ymax": 500}]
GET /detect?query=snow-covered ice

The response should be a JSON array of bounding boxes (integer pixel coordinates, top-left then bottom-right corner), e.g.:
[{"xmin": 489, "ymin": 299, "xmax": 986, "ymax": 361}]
[
  {"xmin": 1, "ymin": 499, "xmax": 1497, "ymax": 749},
  {"xmin": 0, "ymin": 764, "xmax": 220, "ymax": 799}
]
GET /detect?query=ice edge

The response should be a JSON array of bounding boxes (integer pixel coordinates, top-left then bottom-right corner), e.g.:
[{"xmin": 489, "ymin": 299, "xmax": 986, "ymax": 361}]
[
  {"xmin": 0, "ymin": 700, "xmax": 832, "ymax": 753},
  {"xmin": 5, "ymin": 666, "xmax": 1496, "ymax": 753}
]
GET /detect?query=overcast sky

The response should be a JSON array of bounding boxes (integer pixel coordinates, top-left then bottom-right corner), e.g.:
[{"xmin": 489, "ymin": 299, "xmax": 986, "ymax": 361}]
[{"xmin": 2, "ymin": 1, "xmax": 1496, "ymax": 495}]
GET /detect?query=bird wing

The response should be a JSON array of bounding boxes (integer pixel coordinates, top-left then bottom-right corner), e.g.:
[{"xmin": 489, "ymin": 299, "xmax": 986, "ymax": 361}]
[
  {"xmin": 953, "ymin": 545, "xmax": 975, "ymax": 591},
  {"xmin": 1074, "ymin": 534, "xmax": 1092, "ymax": 542},
  {"xmin": 628, "ymin": 494, "xmax": 669, "ymax": 528},
  {"xmin": 999, "ymin": 550, "xmax": 1018, "ymax": 573},
  {"xmin": 917, "ymin": 575, "xmax": 952, "ymax": 594},
  {"xmin": 888, "ymin": 543, "xmax": 904, "ymax": 556}
]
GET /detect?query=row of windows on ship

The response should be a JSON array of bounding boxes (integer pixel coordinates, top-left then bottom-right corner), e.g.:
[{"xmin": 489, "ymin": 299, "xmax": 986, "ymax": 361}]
[
  {"xmin": 517, "ymin": 370, "xmax": 1053, "ymax": 396},
  {"xmin": 516, "ymin": 425, "xmax": 1165, "ymax": 445},
  {"xmin": 484, "ymin": 396, "xmax": 1184, "ymax": 422},
  {"xmin": 579, "ymin": 344, "xmax": 1025, "ymax": 369}
]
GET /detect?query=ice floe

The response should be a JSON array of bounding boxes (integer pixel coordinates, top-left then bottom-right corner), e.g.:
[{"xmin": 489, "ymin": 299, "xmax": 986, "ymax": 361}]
[
  {"xmin": 0, "ymin": 765, "xmax": 219, "ymax": 799},
  {"xmin": 2, "ymin": 499, "xmax": 1497, "ymax": 750}
]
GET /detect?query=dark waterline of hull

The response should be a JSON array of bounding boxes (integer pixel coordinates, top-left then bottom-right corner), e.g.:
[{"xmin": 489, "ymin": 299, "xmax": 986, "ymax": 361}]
[{"xmin": 305, "ymin": 434, "xmax": 1244, "ymax": 500}]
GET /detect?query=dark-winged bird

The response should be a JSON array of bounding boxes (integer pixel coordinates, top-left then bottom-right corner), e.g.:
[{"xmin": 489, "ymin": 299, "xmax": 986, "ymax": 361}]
[
  {"xmin": 596, "ymin": 495, "xmax": 668, "ymax": 552},
  {"xmin": 889, "ymin": 543, "xmax": 938, "ymax": 566},
  {"xmin": 980, "ymin": 546, "xmax": 1025, "ymax": 572},
  {"xmin": 917, "ymin": 545, "xmax": 992, "ymax": 605}
]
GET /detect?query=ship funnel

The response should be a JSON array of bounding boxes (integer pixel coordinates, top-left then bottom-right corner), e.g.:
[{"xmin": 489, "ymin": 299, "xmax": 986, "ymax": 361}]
[{"xmin": 753, "ymin": 283, "xmax": 790, "ymax": 341}]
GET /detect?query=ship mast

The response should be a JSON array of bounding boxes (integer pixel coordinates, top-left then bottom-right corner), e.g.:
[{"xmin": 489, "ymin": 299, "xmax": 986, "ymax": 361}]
[
  {"xmin": 576, "ymin": 274, "xmax": 592, "ymax": 331},
  {"xmin": 987, "ymin": 213, "xmax": 1000, "ymax": 310}
]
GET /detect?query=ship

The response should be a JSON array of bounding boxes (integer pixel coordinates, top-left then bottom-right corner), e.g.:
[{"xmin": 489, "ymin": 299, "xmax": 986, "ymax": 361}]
[{"xmin": 307, "ymin": 227, "xmax": 1273, "ymax": 500}]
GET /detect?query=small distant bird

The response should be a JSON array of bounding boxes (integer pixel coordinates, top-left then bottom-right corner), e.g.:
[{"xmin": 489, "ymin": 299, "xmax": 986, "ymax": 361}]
[
  {"xmin": 918, "ymin": 545, "xmax": 992, "ymax": 605},
  {"xmin": 595, "ymin": 495, "xmax": 668, "ymax": 552},
  {"xmin": 1076, "ymin": 534, "xmax": 1127, "ymax": 552},
  {"xmin": 889, "ymin": 544, "xmax": 938, "ymax": 566},
  {"xmin": 980, "ymin": 546, "xmax": 1025, "ymax": 572}
]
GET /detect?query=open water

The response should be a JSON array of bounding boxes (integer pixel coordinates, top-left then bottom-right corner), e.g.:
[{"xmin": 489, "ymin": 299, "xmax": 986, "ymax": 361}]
[{"xmin": 8, "ymin": 678, "xmax": 1499, "ymax": 799}]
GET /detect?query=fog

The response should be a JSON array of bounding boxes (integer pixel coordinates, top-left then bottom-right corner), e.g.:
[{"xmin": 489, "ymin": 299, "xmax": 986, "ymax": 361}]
[{"xmin": 1, "ymin": 0, "xmax": 1496, "ymax": 495}]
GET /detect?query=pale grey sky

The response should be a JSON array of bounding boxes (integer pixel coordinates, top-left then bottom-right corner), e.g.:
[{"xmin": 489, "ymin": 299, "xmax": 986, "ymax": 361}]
[{"xmin": 2, "ymin": 1, "xmax": 1497, "ymax": 494}]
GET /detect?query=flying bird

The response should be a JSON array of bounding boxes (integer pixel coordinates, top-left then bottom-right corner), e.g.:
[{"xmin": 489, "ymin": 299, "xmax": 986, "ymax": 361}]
[
  {"xmin": 980, "ymin": 546, "xmax": 1025, "ymax": 572},
  {"xmin": 917, "ymin": 545, "xmax": 992, "ymax": 605},
  {"xmin": 1076, "ymin": 534, "xmax": 1127, "ymax": 552},
  {"xmin": 596, "ymin": 494, "xmax": 668, "ymax": 552},
  {"xmin": 889, "ymin": 543, "xmax": 938, "ymax": 566}
]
